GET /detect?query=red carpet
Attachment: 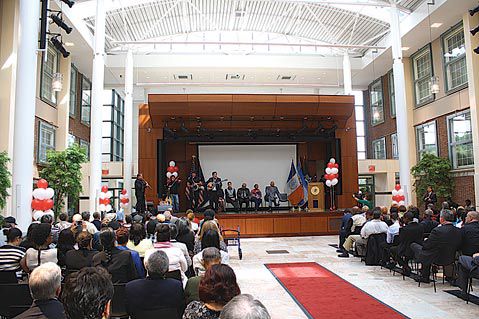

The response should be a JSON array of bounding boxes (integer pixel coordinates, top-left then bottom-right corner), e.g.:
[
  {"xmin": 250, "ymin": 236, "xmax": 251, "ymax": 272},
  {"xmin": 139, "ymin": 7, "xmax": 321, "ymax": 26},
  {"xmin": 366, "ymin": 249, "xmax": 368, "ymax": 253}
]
[{"xmin": 265, "ymin": 262, "xmax": 408, "ymax": 319}]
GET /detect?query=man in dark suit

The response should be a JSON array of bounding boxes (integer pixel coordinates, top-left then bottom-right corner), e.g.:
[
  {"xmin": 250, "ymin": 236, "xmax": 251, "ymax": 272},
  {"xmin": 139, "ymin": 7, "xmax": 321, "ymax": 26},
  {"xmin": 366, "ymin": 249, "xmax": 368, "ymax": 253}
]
[
  {"xmin": 411, "ymin": 210, "xmax": 462, "ymax": 283},
  {"xmin": 206, "ymin": 172, "xmax": 223, "ymax": 211},
  {"xmin": 391, "ymin": 211, "xmax": 424, "ymax": 275},
  {"xmin": 456, "ymin": 253, "xmax": 479, "ymax": 293},
  {"xmin": 237, "ymin": 183, "xmax": 251, "ymax": 211},
  {"xmin": 423, "ymin": 186, "xmax": 437, "ymax": 210},
  {"xmin": 461, "ymin": 211, "xmax": 479, "ymax": 256},
  {"xmin": 135, "ymin": 173, "xmax": 150, "ymax": 214},
  {"xmin": 125, "ymin": 250, "xmax": 185, "ymax": 317},
  {"xmin": 420, "ymin": 209, "xmax": 439, "ymax": 234}
]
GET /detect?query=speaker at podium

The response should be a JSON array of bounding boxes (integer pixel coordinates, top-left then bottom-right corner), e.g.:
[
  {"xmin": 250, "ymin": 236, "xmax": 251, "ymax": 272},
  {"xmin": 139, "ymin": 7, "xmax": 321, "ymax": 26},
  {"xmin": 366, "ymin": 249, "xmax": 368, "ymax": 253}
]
[{"xmin": 308, "ymin": 182, "xmax": 325, "ymax": 212}]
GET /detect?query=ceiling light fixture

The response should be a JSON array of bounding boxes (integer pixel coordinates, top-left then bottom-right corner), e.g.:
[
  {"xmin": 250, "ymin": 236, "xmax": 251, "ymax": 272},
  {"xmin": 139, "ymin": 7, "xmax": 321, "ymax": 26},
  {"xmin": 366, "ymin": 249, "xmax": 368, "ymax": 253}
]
[{"xmin": 430, "ymin": 23, "xmax": 442, "ymax": 28}]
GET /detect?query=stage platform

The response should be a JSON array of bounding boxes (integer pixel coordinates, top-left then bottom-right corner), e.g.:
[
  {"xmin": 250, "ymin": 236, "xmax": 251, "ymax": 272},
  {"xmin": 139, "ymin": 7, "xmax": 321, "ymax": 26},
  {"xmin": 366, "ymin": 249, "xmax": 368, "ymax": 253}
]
[{"xmin": 213, "ymin": 211, "xmax": 343, "ymax": 238}]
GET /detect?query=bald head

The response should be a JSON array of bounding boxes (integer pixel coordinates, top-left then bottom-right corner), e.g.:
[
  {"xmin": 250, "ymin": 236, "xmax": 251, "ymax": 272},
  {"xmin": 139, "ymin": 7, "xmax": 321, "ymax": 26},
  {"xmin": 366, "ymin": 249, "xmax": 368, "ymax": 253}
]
[
  {"xmin": 220, "ymin": 294, "xmax": 271, "ymax": 319},
  {"xmin": 466, "ymin": 211, "xmax": 479, "ymax": 223}
]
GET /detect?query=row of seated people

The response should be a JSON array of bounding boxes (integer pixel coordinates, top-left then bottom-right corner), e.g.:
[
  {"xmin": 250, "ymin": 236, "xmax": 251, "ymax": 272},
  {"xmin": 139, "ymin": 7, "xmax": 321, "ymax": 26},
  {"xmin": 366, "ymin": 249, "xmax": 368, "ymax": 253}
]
[
  {"xmin": 336, "ymin": 205, "xmax": 479, "ymax": 293},
  {"xmin": 222, "ymin": 181, "xmax": 286, "ymax": 211},
  {"xmin": 0, "ymin": 211, "xmax": 271, "ymax": 319}
]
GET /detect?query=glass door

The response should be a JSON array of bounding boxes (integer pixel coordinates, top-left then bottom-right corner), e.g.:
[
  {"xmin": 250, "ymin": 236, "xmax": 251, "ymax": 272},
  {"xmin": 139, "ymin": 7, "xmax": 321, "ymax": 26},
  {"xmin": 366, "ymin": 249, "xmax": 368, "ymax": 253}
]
[{"xmin": 358, "ymin": 175, "xmax": 375, "ymax": 207}]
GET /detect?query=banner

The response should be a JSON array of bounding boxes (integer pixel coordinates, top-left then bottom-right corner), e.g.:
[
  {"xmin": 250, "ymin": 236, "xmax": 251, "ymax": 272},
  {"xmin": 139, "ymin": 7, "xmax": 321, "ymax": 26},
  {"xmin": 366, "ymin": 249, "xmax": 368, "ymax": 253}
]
[{"xmin": 286, "ymin": 160, "xmax": 304, "ymax": 206}]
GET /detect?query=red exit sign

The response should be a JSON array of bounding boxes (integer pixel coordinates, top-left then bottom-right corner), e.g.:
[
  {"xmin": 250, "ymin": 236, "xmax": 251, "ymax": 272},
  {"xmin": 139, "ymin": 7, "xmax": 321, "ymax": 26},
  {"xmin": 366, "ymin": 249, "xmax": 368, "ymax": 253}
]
[{"xmin": 368, "ymin": 165, "xmax": 375, "ymax": 172}]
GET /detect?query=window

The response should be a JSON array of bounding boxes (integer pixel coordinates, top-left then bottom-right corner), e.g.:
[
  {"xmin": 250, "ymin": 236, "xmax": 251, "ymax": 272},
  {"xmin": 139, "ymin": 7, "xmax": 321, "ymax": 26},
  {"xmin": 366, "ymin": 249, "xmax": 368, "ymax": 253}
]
[
  {"xmin": 391, "ymin": 133, "xmax": 399, "ymax": 159},
  {"xmin": 40, "ymin": 45, "xmax": 59, "ymax": 105},
  {"xmin": 442, "ymin": 23, "xmax": 467, "ymax": 92},
  {"xmin": 448, "ymin": 110, "xmax": 474, "ymax": 168},
  {"xmin": 68, "ymin": 134, "xmax": 76, "ymax": 147},
  {"xmin": 353, "ymin": 91, "xmax": 366, "ymax": 160},
  {"xmin": 80, "ymin": 139, "xmax": 90, "ymax": 160},
  {"xmin": 102, "ymin": 90, "xmax": 124, "ymax": 162},
  {"xmin": 416, "ymin": 121, "xmax": 438, "ymax": 160},
  {"xmin": 372, "ymin": 137, "xmax": 386, "ymax": 159},
  {"xmin": 370, "ymin": 79, "xmax": 384, "ymax": 126},
  {"xmin": 394, "ymin": 172, "xmax": 400, "ymax": 185},
  {"xmin": 412, "ymin": 45, "xmax": 434, "ymax": 106},
  {"xmin": 81, "ymin": 76, "xmax": 91, "ymax": 125},
  {"xmin": 389, "ymin": 70, "xmax": 396, "ymax": 117},
  {"xmin": 69, "ymin": 65, "xmax": 78, "ymax": 117},
  {"xmin": 38, "ymin": 122, "xmax": 56, "ymax": 163}
]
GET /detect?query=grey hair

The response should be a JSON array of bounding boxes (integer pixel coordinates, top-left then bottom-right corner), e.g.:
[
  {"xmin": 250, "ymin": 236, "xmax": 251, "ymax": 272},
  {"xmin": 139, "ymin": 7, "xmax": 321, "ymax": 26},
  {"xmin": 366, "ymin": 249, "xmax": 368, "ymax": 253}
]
[
  {"xmin": 202, "ymin": 247, "xmax": 221, "ymax": 264},
  {"xmin": 467, "ymin": 211, "xmax": 479, "ymax": 221},
  {"xmin": 144, "ymin": 250, "xmax": 169, "ymax": 277},
  {"xmin": 29, "ymin": 262, "xmax": 62, "ymax": 301},
  {"xmin": 424, "ymin": 209, "xmax": 434, "ymax": 216},
  {"xmin": 440, "ymin": 209, "xmax": 455, "ymax": 222},
  {"xmin": 220, "ymin": 294, "xmax": 271, "ymax": 319},
  {"xmin": 164, "ymin": 211, "xmax": 172, "ymax": 221}
]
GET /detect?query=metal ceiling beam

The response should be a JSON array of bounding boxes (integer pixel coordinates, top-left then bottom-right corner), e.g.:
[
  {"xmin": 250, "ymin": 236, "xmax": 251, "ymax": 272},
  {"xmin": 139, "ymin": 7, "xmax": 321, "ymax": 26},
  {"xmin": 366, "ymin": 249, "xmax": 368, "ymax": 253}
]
[{"xmin": 267, "ymin": 0, "xmax": 412, "ymax": 14}]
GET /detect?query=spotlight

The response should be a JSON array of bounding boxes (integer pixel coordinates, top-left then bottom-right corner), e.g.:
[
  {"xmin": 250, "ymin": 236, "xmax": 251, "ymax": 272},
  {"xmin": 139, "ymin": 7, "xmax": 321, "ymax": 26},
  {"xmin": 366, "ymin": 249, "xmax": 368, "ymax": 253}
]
[
  {"xmin": 60, "ymin": 0, "xmax": 75, "ymax": 8},
  {"xmin": 50, "ymin": 37, "xmax": 70, "ymax": 58},
  {"xmin": 471, "ymin": 25, "xmax": 479, "ymax": 37},
  {"xmin": 470, "ymin": 4, "xmax": 479, "ymax": 16},
  {"xmin": 51, "ymin": 14, "xmax": 72, "ymax": 34}
]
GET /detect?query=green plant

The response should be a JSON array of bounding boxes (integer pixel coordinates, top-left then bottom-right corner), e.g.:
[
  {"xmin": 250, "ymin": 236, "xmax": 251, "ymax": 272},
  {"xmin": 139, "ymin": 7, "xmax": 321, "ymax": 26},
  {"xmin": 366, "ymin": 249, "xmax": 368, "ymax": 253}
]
[
  {"xmin": 0, "ymin": 151, "xmax": 11, "ymax": 210},
  {"xmin": 39, "ymin": 144, "xmax": 87, "ymax": 217},
  {"xmin": 411, "ymin": 153, "xmax": 454, "ymax": 201}
]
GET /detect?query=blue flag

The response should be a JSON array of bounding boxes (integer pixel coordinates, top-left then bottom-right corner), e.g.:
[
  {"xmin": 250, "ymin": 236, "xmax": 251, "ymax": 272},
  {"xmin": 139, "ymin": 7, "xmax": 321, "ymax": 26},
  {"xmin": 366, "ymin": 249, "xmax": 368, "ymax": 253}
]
[{"xmin": 297, "ymin": 159, "xmax": 308, "ymax": 206}]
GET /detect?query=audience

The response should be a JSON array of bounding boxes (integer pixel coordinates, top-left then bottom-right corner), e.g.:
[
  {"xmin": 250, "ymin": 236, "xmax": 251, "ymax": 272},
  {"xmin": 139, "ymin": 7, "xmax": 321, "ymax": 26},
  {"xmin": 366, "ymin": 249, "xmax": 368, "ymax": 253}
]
[
  {"xmin": 0, "ymin": 228, "xmax": 25, "ymax": 283},
  {"xmin": 15, "ymin": 262, "xmax": 65, "ymax": 319},
  {"xmin": 392, "ymin": 211, "xmax": 424, "ymax": 275},
  {"xmin": 57, "ymin": 213, "xmax": 71, "ymax": 232},
  {"xmin": 386, "ymin": 212, "xmax": 400, "ymax": 244},
  {"xmin": 125, "ymin": 250, "xmax": 185, "ymax": 318},
  {"xmin": 456, "ymin": 252, "xmax": 479, "ymax": 294},
  {"xmin": 21, "ymin": 223, "xmax": 57, "ymax": 272},
  {"xmin": 185, "ymin": 247, "xmax": 222, "ymax": 304},
  {"xmin": 65, "ymin": 231, "xmax": 97, "ymax": 274},
  {"xmin": 337, "ymin": 208, "xmax": 352, "ymax": 252},
  {"xmin": 92, "ymin": 227, "xmax": 138, "ymax": 283},
  {"xmin": 194, "ymin": 220, "xmax": 228, "ymax": 255},
  {"xmin": 186, "ymin": 211, "xmax": 199, "ymax": 233},
  {"xmin": 126, "ymin": 222, "xmax": 153, "ymax": 257},
  {"xmin": 220, "ymin": 294, "xmax": 271, "ymax": 319},
  {"xmin": 176, "ymin": 217, "xmax": 196, "ymax": 253},
  {"xmin": 92, "ymin": 212, "xmax": 102, "ymax": 231},
  {"xmin": 461, "ymin": 211, "xmax": 479, "ymax": 256},
  {"xmin": 420, "ymin": 209, "xmax": 439, "ymax": 234},
  {"xmin": 183, "ymin": 264, "xmax": 241, "ymax": 319},
  {"xmin": 61, "ymin": 267, "xmax": 113, "ymax": 319},
  {"xmin": 56, "ymin": 229, "xmax": 76, "ymax": 267},
  {"xmin": 81, "ymin": 212, "xmax": 98, "ymax": 235},
  {"xmin": 193, "ymin": 230, "xmax": 229, "ymax": 274},
  {"xmin": 170, "ymin": 223, "xmax": 193, "ymax": 268},
  {"xmin": 115, "ymin": 227, "xmax": 145, "ymax": 278}
]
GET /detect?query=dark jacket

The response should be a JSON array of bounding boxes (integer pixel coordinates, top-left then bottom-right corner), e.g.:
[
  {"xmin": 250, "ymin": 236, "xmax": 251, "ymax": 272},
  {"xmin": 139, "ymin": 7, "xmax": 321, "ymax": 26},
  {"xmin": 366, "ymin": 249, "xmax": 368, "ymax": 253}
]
[
  {"xmin": 125, "ymin": 277, "xmax": 185, "ymax": 317},
  {"xmin": 420, "ymin": 219, "xmax": 439, "ymax": 234},
  {"xmin": 365, "ymin": 233, "xmax": 386, "ymax": 266},
  {"xmin": 237, "ymin": 187, "xmax": 250, "ymax": 200},
  {"xmin": 419, "ymin": 223, "xmax": 462, "ymax": 265},
  {"xmin": 14, "ymin": 299, "xmax": 65, "ymax": 319},
  {"xmin": 176, "ymin": 231, "xmax": 195, "ymax": 253},
  {"xmin": 65, "ymin": 249, "xmax": 97, "ymax": 274},
  {"xmin": 340, "ymin": 213, "xmax": 352, "ymax": 231},
  {"xmin": 461, "ymin": 221, "xmax": 479, "ymax": 256},
  {"xmin": 397, "ymin": 222, "xmax": 424, "ymax": 258},
  {"xmin": 92, "ymin": 247, "xmax": 138, "ymax": 283}
]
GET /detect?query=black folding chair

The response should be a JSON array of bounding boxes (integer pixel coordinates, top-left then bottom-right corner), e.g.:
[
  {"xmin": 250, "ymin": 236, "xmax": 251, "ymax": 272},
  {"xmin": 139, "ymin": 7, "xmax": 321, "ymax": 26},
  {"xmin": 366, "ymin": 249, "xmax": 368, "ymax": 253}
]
[
  {"xmin": 0, "ymin": 284, "xmax": 32, "ymax": 318},
  {"xmin": 131, "ymin": 308, "xmax": 180, "ymax": 319}
]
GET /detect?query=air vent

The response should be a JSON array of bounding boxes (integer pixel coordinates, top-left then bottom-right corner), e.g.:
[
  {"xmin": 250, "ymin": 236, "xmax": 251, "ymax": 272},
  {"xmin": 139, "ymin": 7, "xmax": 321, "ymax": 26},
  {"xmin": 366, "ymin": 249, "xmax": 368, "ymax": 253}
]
[
  {"xmin": 277, "ymin": 75, "xmax": 296, "ymax": 81},
  {"xmin": 174, "ymin": 74, "xmax": 192, "ymax": 80},
  {"xmin": 226, "ymin": 73, "xmax": 245, "ymax": 80},
  {"xmin": 235, "ymin": 10, "xmax": 246, "ymax": 17}
]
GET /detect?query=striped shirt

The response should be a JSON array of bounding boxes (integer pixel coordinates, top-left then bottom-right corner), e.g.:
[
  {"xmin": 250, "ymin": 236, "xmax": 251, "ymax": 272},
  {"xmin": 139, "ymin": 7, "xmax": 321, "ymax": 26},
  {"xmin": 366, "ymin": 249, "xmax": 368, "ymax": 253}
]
[{"xmin": 0, "ymin": 244, "xmax": 26, "ymax": 272}]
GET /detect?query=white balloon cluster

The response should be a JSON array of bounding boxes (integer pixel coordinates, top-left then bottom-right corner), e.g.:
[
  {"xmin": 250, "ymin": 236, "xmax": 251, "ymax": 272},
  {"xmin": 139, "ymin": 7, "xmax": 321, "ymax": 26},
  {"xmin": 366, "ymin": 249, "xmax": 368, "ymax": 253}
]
[
  {"xmin": 392, "ymin": 184, "xmax": 406, "ymax": 206},
  {"xmin": 99, "ymin": 186, "xmax": 113, "ymax": 212},
  {"xmin": 166, "ymin": 160, "xmax": 179, "ymax": 178},
  {"xmin": 32, "ymin": 179, "xmax": 54, "ymax": 221},
  {"xmin": 324, "ymin": 158, "xmax": 339, "ymax": 187}
]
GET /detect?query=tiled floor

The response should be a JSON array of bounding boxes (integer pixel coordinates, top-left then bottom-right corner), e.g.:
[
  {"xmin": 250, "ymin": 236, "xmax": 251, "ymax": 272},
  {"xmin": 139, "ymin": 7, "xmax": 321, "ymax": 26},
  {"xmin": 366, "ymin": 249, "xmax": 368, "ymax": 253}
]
[{"xmin": 227, "ymin": 236, "xmax": 479, "ymax": 319}]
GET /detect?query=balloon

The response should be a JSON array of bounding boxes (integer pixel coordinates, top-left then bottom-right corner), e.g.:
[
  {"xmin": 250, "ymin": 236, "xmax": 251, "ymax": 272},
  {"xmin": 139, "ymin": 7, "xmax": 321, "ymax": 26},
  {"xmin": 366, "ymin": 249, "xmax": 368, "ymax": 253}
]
[
  {"xmin": 44, "ymin": 210, "xmax": 54, "ymax": 218},
  {"xmin": 392, "ymin": 201, "xmax": 398, "ymax": 205},
  {"xmin": 334, "ymin": 174, "xmax": 339, "ymax": 179},
  {"xmin": 331, "ymin": 178, "xmax": 338, "ymax": 186},
  {"xmin": 325, "ymin": 180, "xmax": 332, "ymax": 187},
  {"xmin": 33, "ymin": 188, "xmax": 46, "ymax": 200},
  {"xmin": 397, "ymin": 189, "xmax": 404, "ymax": 196},
  {"xmin": 398, "ymin": 201, "xmax": 405, "ymax": 206},
  {"xmin": 45, "ymin": 188, "xmax": 54, "ymax": 199},
  {"xmin": 327, "ymin": 162, "xmax": 334, "ymax": 169},
  {"xmin": 166, "ymin": 172, "xmax": 172, "ymax": 178},
  {"xmin": 121, "ymin": 189, "xmax": 127, "ymax": 195},
  {"xmin": 106, "ymin": 191, "xmax": 113, "ymax": 198},
  {"xmin": 105, "ymin": 204, "xmax": 112, "ymax": 212},
  {"xmin": 334, "ymin": 163, "xmax": 339, "ymax": 168},
  {"xmin": 172, "ymin": 166, "xmax": 179, "ymax": 173},
  {"xmin": 101, "ymin": 185, "xmax": 108, "ymax": 193},
  {"xmin": 33, "ymin": 210, "xmax": 44, "ymax": 220},
  {"xmin": 394, "ymin": 184, "xmax": 401, "ymax": 191},
  {"xmin": 99, "ymin": 204, "xmax": 106, "ymax": 211},
  {"xmin": 331, "ymin": 168, "xmax": 338, "ymax": 174},
  {"xmin": 172, "ymin": 172, "xmax": 178, "ymax": 177},
  {"xmin": 121, "ymin": 198, "xmax": 129, "ymax": 204},
  {"xmin": 325, "ymin": 167, "xmax": 332, "ymax": 174},
  {"xmin": 37, "ymin": 179, "xmax": 48, "ymax": 189},
  {"xmin": 99, "ymin": 192, "xmax": 106, "ymax": 199},
  {"xmin": 398, "ymin": 195, "xmax": 405, "ymax": 201},
  {"xmin": 45, "ymin": 199, "xmax": 54, "ymax": 210},
  {"xmin": 169, "ymin": 161, "xmax": 176, "ymax": 167},
  {"xmin": 167, "ymin": 166, "xmax": 175, "ymax": 173},
  {"xmin": 329, "ymin": 158, "xmax": 336, "ymax": 164},
  {"xmin": 32, "ymin": 199, "xmax": 42, "ymax": 210},
  {"xmin": 392, "ymin": 189, "xmax": 398, "ymax": 196}
]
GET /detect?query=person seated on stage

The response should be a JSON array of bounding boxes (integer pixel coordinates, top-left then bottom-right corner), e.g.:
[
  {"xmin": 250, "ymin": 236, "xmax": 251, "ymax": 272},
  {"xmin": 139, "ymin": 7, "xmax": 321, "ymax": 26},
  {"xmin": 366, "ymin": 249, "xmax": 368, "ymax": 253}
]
[
  {"xmin": 420, "ymin": 209, "xmax": 439, "ymax": 234},
  {"xmin": 125, "ymin": 250, "xmax": 185, "ymax": 318},
  {"xmin": 220, "ymin": 294, "xmax": 271, "ymax": 319},
  {"xmin": 194, "ymin": 220, "xmax": 228, "ymax": 255},
  {"xmin": 225, "ymin": 182, "xmax": 240, "ymax": 210},
  {"xmin": 339, "ymin": 208, "xmax": 388, "ymax": 258},
  {"xmin": 193, "ymin": 229, "xmax": 230, "ymax": 275},
  {"xmin": 250, "ymin": 184, "xmax": 262, "ymax": 211},
  {"xmin": 410, "ymin": 209, "xmax": 462, "ymax": 283},
  {"xmin": 15, "ymin": 262, "xmax": 65, "ymax": 319},
  {"xmin": 237, "ymin": 183, "xmax": 251, "ymax": 211},
  {"xmin": 461, "ymin": 211, "xmax": 479, "ymax": 256},
  {"xmin": 265, "ymin": 181, "xmax": 281, "ymax": 210},
  {"xmin": 185, "ymin": 247, "xmax": 222, "ymax": 305}
]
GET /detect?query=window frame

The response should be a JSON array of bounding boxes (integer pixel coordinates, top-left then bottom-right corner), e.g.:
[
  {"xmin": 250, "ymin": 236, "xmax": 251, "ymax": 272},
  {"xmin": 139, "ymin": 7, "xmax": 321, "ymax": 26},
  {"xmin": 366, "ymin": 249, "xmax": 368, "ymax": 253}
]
[
  {"xmin": 447, "ymin": 109, "xmax": 474, "ymax": 169},
  {"xmin": 415, "ymin": 120, "xmax": 438, "ymax": 161},
  {"xmin": 369, "ymin": 78, "xmax": 384, "ymax": 126},
  {"xmin": 81, "ymin": 75, "xmax": 92, "ymax": 126},
  {"xmin": 40, "ymin": 45, "xmax": 60, "ymax": 107},
  {"xmin": 388, "ymin": 70, "xmax": 396, "ymax": 118},
  {"xmin": 69, "ymin": 64, "xmax": 78, "ymax": 118},
  {"xmin": 372, "ymin": 136, "xmax": 386, "ymax": 159},
  {"xmin": 79, "ymin": 139, "xmax": 90, "ymax": 160},
  {"xmin": 411, "ymin": 44, "xmax": 435, "ymax": 108},
  {"xmin": 391, "ymin": 132, "xmax": 399, "ymax": 159},
  {"xmin": 38, "ymin": 121, "xmax": 56, "ymax": 164},
  {"xmin": 441, "ymin": 22, "xmax": 468, "ymax": 94}
]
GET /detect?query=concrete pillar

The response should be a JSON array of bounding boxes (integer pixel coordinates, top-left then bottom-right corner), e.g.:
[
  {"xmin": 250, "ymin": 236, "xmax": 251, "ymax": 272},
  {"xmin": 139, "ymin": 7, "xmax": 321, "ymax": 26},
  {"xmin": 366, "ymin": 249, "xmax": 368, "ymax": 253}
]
[
  {"xmin": 11, "ymin": 0, "xmax": 40, "ymax": 231},
  {"xmin": 56, "ymin": 57, "xmax": 72, "ymax": 151},
  {"xmin": 123, "ymin": 50, "xmax": 133, "ymax": 214},
  {"xmin": 463, "ymin": 12, "xmax": 479, "ymax": 205},
  {"xmin": 389, "ymin": 2, "xmax": 412, "ymax": 204},
  {"xmin": 343, "ymin": 53, "xmax": 352, "ymax": 95},
  {"xmin": 89, "ymin": 0, "xmax": 106, "ymax": 213}
]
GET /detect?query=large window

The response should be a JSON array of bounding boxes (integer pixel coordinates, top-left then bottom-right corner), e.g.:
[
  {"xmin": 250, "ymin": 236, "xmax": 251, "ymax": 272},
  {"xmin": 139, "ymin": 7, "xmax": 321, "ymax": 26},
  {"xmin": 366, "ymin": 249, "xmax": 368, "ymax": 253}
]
[
  {"xmin": 391, "ymin": 133, "xmax": 398, "ymax": 159},
  {"xmin": 442, "ymin": 23, "xmax": 467, "ymax": 92},
  {"xmin": 416, "ymin": 121, "xmax": 438, "ymax": 160},
  {"xmin": 102, "ymin": 90, "xmax": 124, "ymax": 162},
  {"xmin": 388, "ymin": 70, "xmax": 396, "ymax": 117},
  {"xmin": 40, "ymin": 45, "xmax": 59, "ymax": 105},
  {"xmin": 81, "ymin": 76, "xmax": 91, "ymax": 125},
  {"xmin": 38, "ymin": 121, "xmax": 56, "ymax": 163},
  {"xmin": 68, "ymin": 134, "xmax": 76, "ymax": 147},
  {"xmin": 370, "ymin": 79, "xmax": 384, "ymax": 126},
  {"xmin": 448, "ymin": 110, "xmax": 474, "ymax": 168},
  {"xmin": 412, "ymin": 45, "xmax": 434, "ymax": 106},
  {"xmin": 372, "ymin": 137, "xmax": 386, "ymax": 159},
  {"xmin": 353, "ymin": 91, "xmax": 366, "ymax": 160},
  {"xmin": 69, "ymin": 65, "xmax": 78, "ymax": 117}
]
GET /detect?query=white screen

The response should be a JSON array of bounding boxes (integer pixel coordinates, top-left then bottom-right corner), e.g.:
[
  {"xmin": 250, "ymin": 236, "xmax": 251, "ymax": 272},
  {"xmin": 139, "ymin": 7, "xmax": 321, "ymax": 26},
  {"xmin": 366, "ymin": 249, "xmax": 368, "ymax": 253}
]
[{"xmin": 198, "ymin": 144, "xmax": 296, "ymax": 201}]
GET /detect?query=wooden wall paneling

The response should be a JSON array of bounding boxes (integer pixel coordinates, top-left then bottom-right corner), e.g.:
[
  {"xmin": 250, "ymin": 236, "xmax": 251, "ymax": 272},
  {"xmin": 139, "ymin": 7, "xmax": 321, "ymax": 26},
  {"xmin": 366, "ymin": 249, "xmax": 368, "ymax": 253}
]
[
  {"xmin": 187, "ymin": 95, "xmax": 233, "ymax": 117},
  {"xmin": 217, "ymin": 218, "xmax": 246, "ymax": 235},
  {"xmin": 232, "ymin": 94, "xmax": 276, "ymax": 116},
  {"xmin": 273, "ymin": 217, "xmax": 301, "ymax": 234},
  {"xmin": 244, "ymin": 218, "xmax": 274, "ymax": 235},
  {"xmin": 328, "ymin": 217, "xmax": 342, "ymax": 232},
  {"xmin": 138, "ymin": 103, "xmax": 152, "ymax": 128},
  {"xmin": 139, "ymin": 158, "xmax": 157, "ymax": 202},
  {"xmin": 275, "ymin": 95, "xmax": 319, "ymax": 117},
  {"xmin": 300, "ymin": 216, "xmax": 328, "ymax": 233}
]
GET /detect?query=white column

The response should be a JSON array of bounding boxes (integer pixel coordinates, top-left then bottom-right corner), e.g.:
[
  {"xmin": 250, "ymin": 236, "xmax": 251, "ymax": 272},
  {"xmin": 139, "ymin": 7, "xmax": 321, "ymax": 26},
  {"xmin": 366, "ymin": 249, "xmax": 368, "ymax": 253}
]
[
  {"xmin": 390, "ymin": 2, "xmax": 412, "ymax": 204},
  {"xmin": 123, "ymin": 50, "xmax": 133, "ymax": 214},
  {"xmin": 89, "ymin": 0, "xmax": 106, "ymax": 213},
  {"xmin": 11, "ymin": 0, "xmax": 40, "ymax": 231},
  {"xmin": 343, "ymin": 53, "xmax": 352, "ymax": 95}
]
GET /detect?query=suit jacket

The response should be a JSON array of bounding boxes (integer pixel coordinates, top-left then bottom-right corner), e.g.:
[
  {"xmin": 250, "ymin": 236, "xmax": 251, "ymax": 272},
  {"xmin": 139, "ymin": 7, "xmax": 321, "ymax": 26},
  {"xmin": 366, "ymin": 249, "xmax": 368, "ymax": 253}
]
[
  {"xmin": 461, "ymin": 221, "xmax": 479, "ymax": 256},
  {"xmin": 420, "ymin": 223, "xmax": 462, "ymax": 265},
  {"xmin": 397, "ymin": 222, "xmax": 424, "ymax": 258},
  {"xmin": 92, "ymin": 247, "xmax": 138, "ymax": 284},
  {"xmin": 14, "ymin": 299, "xmax": 65, "ymax": 319},
  {"xmin": 237, "ymin": 187, "xmax": 250, "ymax": 199},
  {"xmin": 65, "ymin": 249, "xmax": 97, "ymax": 274},
  {"xmin": 420, "ymin": 219, "xmax": 439, "ymax": 234},
  {"xmin": 125, "ymin": 277, "xmax": 185, "ymax": 317}
]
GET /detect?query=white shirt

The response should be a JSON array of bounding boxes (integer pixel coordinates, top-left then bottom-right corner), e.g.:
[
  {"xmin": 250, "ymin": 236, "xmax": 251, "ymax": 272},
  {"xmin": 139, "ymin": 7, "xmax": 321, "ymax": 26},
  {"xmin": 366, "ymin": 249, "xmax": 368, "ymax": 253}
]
[
  {"xmin": 25, "ymin": 248, "xmax": 58, "ymax": 271},
  {"xmin": 146, "ymin": 243, "xmax": 188, "ymax": 286},
  {"xmin": 351, "ymin": 214, "xmax": 366, "ymax": 232},
  {"xmin": 386, "ymin": 220, "xmax": 400, "ymax": 244},
  {"xmin": 192, "ymin": 249, "xmax": 229, "ymax": 276},
  {"xmin": 171, "ymin": 240, "xmax": 192, "ymax": 267},
  {"xmin": 360, "ymin": 219, "xmax": 389, "ymax": 239},
  {"xmin": 84, "ymin": 221, "xmax": 98, "ymax": 235}
]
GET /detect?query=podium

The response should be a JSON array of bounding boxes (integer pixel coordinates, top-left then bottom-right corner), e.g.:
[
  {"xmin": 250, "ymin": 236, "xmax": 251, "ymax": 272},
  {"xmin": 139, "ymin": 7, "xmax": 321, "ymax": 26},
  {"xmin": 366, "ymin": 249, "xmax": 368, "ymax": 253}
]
[{"xmin": 308, "ymin": 182, "xmax": 325, "ymax": 212}]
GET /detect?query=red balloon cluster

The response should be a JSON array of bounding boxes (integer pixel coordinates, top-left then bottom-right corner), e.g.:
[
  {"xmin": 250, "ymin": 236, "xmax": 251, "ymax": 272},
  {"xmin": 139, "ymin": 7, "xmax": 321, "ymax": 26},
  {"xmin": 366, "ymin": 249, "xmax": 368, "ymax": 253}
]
[
  {"xmin": 99, "ymin": 198, "xmax": 111, "ymax": 205},
  {"xmin": 391, "ymin": 184, "xmax": 406, "ymax": 205},
  {"xmin": 324, "ymin": 158, "xmax": 340, "ymax": 187},
  {"xmin": 166, "ymin": 160, "xmax": 179, "ymax": 178},
  {"xmin": 32, "ymin": 198, "xmax": 54, "ymax": 210},
  {"xmin": 167, "ymin": 166, "xmax": 179, "ymax": 173},
  {"xmin": 31, "ymin": 179, "xmax": 54, "ymax": 211},
  {"xmin": 120, "ymin": 189, "xmax": 129, "ymax": 208},
  {"xmin": 99, "ymin": 186, "xmax": 113, "ymax": 212}
]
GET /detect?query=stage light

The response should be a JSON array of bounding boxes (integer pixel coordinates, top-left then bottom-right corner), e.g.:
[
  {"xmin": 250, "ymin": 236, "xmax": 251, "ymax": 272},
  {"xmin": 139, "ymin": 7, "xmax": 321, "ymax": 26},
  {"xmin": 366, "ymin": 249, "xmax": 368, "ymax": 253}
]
[
  {"xmin": 471, "ymin": 25, "xmax": 479, "ymax": 37},
  {"xmin": 60, "ymin": 0, "xmax": 75, "ymax": 8},
  {"xmin": 51, "ymin": 37, "xmax": 70, "ymax": 58},
  {"xmin": 470, "ymin": 4, "xmax": 479, "ymax": 16},
  {"xmin": 51, "ymin": 14, "xmax": 72, "ymax": 34}
]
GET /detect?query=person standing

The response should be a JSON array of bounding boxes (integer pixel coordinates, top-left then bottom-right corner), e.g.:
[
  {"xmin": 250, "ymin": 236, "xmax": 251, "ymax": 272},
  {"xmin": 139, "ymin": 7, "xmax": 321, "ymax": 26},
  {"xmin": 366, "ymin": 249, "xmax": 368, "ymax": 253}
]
[
  {"xmin": 187, "ymin": 172, "xmax": 203, "ymax": 211},
  {"xmin": 206, "ymin": 172, "xmax": 223, "ymax": 211},
  {"xmin": 167, "ymin": 175, "xmax": 181, "ymax": 213},
  {"xmin": 423, "ymin": 186, "xmax": 437, "ymax": 210},
  {"xmin": 135, "ymin": 173, "xmax": 150, "ymax": 214}
]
